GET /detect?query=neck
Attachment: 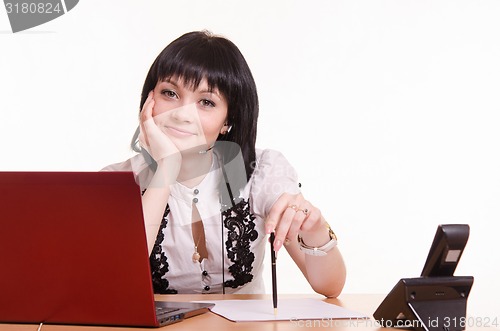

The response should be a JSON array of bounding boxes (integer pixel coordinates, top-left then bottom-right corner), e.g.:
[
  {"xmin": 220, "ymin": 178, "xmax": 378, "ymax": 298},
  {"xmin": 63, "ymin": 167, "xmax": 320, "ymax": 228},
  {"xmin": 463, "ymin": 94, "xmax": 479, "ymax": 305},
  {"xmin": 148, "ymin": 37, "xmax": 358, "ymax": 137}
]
[{"xmin": 177, "ymin": 150, "xmax": 213, "ymax": 188}]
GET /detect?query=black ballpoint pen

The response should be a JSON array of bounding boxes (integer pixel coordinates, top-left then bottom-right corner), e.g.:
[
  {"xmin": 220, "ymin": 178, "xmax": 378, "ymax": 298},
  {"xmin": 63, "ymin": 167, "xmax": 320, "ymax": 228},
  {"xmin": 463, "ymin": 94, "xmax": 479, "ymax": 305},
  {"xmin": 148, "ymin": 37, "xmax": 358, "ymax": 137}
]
[{"xmin": 270, "ymin": 232, "xmax": 278, "ymax": 316}]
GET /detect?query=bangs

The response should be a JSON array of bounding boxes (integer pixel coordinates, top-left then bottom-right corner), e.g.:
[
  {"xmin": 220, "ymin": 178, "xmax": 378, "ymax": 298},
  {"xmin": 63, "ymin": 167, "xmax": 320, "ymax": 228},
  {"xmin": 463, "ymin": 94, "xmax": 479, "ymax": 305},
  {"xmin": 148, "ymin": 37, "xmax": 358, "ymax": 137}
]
[
  {"xmin": 154, "ymin": 37, "xmax": 238, "ymax": 100},
  {"xmin": 137, "ymin": 31, "xmax": 258, "ymax": 179}
]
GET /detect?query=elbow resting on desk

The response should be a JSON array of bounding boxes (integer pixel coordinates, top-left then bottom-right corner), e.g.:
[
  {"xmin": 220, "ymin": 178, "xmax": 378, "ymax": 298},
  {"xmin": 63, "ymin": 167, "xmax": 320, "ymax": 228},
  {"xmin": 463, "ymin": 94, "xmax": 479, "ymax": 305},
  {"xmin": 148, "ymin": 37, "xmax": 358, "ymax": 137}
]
[
  {"xmin": 287, "ymin": 242, "xmax": 347, "ymax": 298},
  {"xmin": 312, "ymin": 274, "xmax": 346, "ymax": 298},
  {"xmin": 308, "ymin": 248, "xmax": 347, "ymax": 298}
]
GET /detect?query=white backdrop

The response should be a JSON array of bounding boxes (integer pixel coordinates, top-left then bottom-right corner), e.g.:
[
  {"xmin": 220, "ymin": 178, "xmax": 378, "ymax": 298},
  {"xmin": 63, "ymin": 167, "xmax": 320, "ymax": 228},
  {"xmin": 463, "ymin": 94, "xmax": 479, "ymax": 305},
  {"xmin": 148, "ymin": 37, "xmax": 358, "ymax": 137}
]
[{"xmin": 1, "ymin": 0, "xmax": 499, "ymax": 319}]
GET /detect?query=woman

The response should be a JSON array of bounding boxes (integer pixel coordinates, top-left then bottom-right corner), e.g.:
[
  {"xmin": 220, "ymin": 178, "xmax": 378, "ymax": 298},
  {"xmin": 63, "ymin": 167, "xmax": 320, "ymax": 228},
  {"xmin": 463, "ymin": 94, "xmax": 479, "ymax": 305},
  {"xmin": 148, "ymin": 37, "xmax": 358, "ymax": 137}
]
[{"xmin": 104, "ymin": 31, "xmax": 346, "ymax": 296}]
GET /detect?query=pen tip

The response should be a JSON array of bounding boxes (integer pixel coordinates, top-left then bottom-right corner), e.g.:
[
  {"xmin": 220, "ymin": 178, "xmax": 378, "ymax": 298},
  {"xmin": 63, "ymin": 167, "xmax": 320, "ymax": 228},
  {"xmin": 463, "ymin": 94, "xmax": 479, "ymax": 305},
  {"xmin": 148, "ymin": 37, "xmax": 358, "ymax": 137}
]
[{"xmin": 274, "ymin": 308, "xmax": 278, "ymax": 316}]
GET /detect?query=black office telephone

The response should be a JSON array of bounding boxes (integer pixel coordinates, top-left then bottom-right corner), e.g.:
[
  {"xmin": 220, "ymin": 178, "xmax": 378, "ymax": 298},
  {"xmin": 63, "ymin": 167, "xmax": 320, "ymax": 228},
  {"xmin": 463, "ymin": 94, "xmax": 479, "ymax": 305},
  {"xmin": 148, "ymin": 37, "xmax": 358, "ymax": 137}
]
[{"xmin": 373, "ymin": 224, "xmax": 474, "ymax": 331}]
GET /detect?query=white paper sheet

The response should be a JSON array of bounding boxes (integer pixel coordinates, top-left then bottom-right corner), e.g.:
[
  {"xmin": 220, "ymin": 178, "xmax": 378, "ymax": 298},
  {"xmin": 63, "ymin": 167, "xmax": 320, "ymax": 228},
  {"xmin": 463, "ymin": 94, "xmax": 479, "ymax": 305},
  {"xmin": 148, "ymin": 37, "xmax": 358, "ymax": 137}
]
[{"xmin": 197, "ymin": 298, "xmax": 369, "ymax": 322}]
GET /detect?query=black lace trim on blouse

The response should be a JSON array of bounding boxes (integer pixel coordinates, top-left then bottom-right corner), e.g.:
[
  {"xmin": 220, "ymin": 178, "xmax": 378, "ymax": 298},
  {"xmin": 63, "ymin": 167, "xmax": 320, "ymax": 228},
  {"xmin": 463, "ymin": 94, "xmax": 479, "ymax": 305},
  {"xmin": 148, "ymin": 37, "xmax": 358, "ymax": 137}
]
[
  {"xmin": 149, "ymin": 205, "xmax": 178, "ymax": 294},
  {"xmin": 149, "ymin": 199, "xmax": 258, "ymax": 292},
  {"xmin": 222, "ymin": 198, "xmax": 258, "ymax": 288}
]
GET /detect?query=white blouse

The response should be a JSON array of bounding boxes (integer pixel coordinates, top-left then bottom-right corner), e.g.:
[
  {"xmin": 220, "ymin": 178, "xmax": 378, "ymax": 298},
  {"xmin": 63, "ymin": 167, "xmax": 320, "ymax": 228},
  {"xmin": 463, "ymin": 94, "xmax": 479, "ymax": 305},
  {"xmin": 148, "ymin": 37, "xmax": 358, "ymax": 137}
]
[{"xmin": 103, "ymin": 149, "xmax": 300, "ymax": 294}]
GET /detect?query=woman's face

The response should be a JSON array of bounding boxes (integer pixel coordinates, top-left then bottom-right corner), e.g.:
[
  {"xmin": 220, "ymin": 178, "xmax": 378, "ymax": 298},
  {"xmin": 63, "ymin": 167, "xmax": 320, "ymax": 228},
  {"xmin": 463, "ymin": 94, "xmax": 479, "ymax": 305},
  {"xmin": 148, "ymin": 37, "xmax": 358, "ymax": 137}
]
[{"xmin": 151, "ymin": 76, "xmax": 229, "ymax": 154}]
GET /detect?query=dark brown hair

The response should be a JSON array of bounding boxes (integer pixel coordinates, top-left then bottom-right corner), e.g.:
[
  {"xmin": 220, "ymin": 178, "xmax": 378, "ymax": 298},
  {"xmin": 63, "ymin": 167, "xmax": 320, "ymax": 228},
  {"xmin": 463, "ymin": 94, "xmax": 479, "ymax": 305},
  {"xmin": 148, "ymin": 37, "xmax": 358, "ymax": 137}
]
[{"xmin": 131, "ymin": 31, "xmax": 259, "ymax": 180}]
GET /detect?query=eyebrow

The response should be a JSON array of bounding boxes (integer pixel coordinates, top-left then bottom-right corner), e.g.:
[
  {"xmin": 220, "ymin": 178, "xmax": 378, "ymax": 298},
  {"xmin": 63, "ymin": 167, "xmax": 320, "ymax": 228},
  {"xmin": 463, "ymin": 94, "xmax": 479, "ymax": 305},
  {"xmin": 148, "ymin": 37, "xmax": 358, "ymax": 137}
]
[
  {"xmin": 161, "ymin": 78, "xmax": 179, "ymax": 87},
  {"xmin": 199, "ymin": 89, "xmax": 222, "ymax": 100},
  {"xmin": 160, "ymin": 78, "xmax": 223, "ymax": 100}
]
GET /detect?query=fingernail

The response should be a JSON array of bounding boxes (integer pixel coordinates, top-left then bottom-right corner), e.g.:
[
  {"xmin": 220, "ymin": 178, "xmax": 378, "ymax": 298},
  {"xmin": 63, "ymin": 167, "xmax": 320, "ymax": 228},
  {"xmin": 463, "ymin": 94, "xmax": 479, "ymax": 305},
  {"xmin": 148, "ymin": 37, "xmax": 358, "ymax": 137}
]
[{"xmin": 274, "ymin": 239, "xmax": 282, "ymax": 251}]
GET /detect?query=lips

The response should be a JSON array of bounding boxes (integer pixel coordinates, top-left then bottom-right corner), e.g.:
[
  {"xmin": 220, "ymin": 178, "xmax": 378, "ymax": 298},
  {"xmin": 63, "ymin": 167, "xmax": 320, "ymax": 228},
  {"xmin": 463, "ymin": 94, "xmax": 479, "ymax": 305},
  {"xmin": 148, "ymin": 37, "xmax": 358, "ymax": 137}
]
[{"xmin": 165, "ymin": 126, "xmax": 196, "ymax": 137}]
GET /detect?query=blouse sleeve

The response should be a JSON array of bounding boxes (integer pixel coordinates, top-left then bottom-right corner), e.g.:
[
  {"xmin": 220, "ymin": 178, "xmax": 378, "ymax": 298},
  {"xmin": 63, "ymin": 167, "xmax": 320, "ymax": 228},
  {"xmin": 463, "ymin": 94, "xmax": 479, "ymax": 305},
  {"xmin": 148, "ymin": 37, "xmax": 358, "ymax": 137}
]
[
  {"xmin": 249, "ymin": 149, "xmax": 301, "ymax": 219},
  {"xmin": 100, "ymin": 154, "xmax": 154, "ymax": 191}
]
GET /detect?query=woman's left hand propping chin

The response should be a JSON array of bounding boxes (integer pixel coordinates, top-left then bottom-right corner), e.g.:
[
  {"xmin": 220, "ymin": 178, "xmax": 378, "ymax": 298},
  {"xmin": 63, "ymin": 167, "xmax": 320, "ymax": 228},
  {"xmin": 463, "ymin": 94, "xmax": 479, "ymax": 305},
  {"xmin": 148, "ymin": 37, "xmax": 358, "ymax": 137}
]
[{"xmin": 265, "ymin": 193, "xmax": 327, "ymax": 252}]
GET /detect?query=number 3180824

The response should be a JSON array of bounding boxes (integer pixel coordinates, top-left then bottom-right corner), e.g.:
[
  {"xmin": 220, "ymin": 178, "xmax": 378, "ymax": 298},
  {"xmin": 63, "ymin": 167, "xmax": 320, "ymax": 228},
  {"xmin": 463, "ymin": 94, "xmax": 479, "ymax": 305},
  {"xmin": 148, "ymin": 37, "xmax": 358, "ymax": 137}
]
[{"xmin": 5, "ymin": 2, "xmax": 62, "ymax": 14}]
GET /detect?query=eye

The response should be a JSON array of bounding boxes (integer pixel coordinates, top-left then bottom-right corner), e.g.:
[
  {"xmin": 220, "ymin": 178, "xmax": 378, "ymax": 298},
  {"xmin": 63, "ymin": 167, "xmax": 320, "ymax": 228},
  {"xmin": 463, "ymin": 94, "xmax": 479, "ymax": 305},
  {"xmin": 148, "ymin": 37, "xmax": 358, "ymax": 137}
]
[
  {"xmin": 161, "ymin": 89, "xmax": 178, "ymax": 99},
  {"xmin": 200, "ymin": 99, "xmax": 215, "ymax": 108}
]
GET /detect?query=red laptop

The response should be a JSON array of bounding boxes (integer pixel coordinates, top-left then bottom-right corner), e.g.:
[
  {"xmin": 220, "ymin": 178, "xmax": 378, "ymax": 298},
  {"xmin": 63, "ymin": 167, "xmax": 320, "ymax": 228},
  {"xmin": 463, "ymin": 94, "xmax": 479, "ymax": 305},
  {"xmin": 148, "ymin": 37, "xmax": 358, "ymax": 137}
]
[{"xmin": 0, "ymin": 171, "xmax": 213, "ymax": 327}]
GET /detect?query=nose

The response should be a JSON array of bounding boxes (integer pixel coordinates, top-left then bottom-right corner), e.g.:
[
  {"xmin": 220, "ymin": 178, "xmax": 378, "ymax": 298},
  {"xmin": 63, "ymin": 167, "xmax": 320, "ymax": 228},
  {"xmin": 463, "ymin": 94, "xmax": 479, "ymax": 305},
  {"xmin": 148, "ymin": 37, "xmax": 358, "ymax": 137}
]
[{"xmin": 170, "ymin": 103, "xmax": 198, "ymax": 123}]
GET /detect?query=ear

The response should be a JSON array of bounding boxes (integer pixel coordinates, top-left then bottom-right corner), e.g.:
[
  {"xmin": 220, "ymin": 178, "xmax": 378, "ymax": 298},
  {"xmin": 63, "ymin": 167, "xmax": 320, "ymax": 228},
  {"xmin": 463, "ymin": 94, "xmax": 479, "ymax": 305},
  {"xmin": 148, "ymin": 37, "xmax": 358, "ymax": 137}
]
[{"xmin": 220, "ymin": 122, "xmax": 232, "ymax": 135}]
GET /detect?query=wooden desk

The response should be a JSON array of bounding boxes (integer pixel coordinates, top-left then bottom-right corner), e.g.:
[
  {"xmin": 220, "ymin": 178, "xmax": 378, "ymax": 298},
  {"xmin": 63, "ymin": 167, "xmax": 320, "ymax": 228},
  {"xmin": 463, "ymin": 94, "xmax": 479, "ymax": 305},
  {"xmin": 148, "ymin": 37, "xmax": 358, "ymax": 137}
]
[
  {"xmin": 153, "ymin": 293, "xmax": 381, "ymax": 331},
  {"xmin": 0, "ymin": 294, "xmax": 495, "ymax": 331}
]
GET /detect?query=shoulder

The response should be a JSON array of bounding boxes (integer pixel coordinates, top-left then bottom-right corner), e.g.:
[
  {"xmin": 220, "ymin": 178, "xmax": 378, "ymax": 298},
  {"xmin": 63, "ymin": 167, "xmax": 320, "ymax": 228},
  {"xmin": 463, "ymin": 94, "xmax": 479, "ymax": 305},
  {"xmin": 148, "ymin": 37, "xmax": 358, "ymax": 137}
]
[
  {"xmin": 253, "ymin": 148, "xmax": 296, "ymax": 177},
  {"xmin": 101, "ymin": 153, "xmax": 154, "ymax": 190},
  {"xmin": 247, "ymin": 149, "xmax": 300, "ymax": 216},
  {"xmin": 101, "ymin": 153, "xmax": 147, "ymax": 173},
  {"xmin": 255, "ymin": 148, "xmax": 279, "ymax": 161}
]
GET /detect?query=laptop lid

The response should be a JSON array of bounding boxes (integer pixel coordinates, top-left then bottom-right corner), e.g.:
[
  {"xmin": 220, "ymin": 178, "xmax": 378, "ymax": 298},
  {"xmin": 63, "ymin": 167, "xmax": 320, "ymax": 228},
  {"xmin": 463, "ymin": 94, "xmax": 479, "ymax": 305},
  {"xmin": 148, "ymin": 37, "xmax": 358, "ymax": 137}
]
[{"xmin": 0, "ymin": 171, "xmax": 213, "ymax": 327}]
